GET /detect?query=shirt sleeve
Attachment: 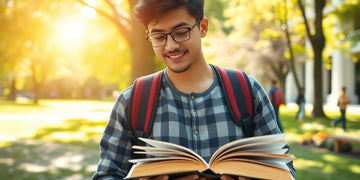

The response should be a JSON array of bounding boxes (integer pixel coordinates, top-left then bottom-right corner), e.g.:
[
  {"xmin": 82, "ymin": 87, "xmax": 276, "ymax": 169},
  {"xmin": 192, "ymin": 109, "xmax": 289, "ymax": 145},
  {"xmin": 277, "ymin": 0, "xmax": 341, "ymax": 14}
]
[
  {"xmin": 92, "ymin": 87, "xmax": 134, "ymax": 180},
  {"xmin": 249, "ymin": 77, "xmax": 281, "ymax": 135},
  {"xmin": 248, "ymin": 77, "xmax": 296, "ymax": 179}
]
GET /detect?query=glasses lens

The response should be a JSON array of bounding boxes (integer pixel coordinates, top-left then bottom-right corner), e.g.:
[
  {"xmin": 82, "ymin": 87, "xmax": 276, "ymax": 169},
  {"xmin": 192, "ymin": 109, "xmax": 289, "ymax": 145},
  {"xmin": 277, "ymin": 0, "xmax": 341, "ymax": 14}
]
[
  {"xmin": 149, "ymin": 34, "xmax": 167, "ymax": 47},
  {"xmin": 172, "ymin": 28, "xmax": 190, "ymax": 42}
]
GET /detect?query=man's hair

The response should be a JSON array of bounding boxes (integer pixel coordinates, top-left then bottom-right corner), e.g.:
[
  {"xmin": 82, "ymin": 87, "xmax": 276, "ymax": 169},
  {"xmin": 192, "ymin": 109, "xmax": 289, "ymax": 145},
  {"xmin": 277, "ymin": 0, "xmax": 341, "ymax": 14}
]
[{"xmin": 134, "ymin": 0, "xmax": 204, "ymax": 27}]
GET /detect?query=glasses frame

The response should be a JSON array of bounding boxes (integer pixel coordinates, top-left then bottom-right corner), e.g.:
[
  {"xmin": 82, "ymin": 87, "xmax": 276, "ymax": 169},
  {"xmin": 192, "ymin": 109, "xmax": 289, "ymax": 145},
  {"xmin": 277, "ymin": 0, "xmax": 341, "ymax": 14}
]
[{"xmin": 146, "ymin": 20, "xmax": 201, "ymax": 47}]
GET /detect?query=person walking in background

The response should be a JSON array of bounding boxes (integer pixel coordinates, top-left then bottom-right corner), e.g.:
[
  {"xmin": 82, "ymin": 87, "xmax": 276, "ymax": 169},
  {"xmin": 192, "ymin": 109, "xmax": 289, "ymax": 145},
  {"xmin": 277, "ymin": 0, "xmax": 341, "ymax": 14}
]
[
  {"xmin": 296, "ymin": 87, "xmax": 305, "ymax": 122},
  {"xmin": 269, "ymin": 80, "xmax": 284, "ymax": 132},
  {"xmin": 331, "ymin": 86, "xmax": 350, "ymax": 132}
]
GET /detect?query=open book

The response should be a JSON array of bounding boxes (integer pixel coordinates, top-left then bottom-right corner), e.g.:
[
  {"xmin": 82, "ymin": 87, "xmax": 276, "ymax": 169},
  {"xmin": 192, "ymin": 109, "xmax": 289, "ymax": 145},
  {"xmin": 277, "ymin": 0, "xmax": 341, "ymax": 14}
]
[{"xmin": 126, "ymin": 134, "xmax": 294, "ymax": 180}]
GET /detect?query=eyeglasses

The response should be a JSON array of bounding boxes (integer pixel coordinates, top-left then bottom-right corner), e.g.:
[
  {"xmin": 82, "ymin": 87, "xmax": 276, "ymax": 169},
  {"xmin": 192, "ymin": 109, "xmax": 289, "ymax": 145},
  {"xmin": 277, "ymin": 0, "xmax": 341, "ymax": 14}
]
[{"xmin": 146, "ymin": 20, "xmax": 200, "ymax": 47}]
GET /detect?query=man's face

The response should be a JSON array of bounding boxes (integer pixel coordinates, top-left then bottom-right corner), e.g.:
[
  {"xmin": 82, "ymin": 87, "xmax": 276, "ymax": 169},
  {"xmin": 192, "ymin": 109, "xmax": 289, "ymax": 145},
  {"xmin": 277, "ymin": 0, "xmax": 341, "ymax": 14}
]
[{"xmin": 146, "ymin": 7, "xmax": 207, "ymax": 73}]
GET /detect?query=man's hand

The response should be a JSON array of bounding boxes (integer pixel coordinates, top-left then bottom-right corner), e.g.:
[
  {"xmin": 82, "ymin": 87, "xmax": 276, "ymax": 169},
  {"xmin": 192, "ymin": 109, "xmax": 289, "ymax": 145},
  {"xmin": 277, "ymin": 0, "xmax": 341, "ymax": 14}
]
[
  {"xmin": 140, "ymin": 174, "xmax": 252, "ymax": 180},
  {"xmin": 140, "ymin": 174, "xmax": 203, "ymax": 180},
  {"xmin": 220, "ymin": 175, "xmax": 252, "ymax": 180},
  {"xmin": 140, "ymin": 175, "xmax": 169, "ymax": 180}
]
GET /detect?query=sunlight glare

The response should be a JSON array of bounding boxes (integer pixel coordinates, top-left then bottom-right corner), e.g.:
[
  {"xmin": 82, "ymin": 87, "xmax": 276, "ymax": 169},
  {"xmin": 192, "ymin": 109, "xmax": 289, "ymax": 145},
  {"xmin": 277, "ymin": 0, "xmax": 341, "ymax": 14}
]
[
  {"xmin": 294, "ymin": 158, "xmax": 323, "ymax": 170},
  {"xmin": 7, "ymin": 0, "xmax": 13, "ymax": 7},
  {"xmin": 53, "ymin": 18, "xmax": 86, "ymax": 46},
  {"xmin": 322, "ymin": 154, "xmax": 339, "ymax": 163},
  {"xmin": 350, "ymin": 165, "xmax": 360, "ymax": 174},
  {"xmin": 81, "ymin": 6, "xmax": 97, "ymax": 19},
  {"xmin": 86, "ymin": 0, "xmax": 96, "ymax": 5},
  {"xmin": 302, "ymin": 122, "xmax": 326, "ymax": 131}
]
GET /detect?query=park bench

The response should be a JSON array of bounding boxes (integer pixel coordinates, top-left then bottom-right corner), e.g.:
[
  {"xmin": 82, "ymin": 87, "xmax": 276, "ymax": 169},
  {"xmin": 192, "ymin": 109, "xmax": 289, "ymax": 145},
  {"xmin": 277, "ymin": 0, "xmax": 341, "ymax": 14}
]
[{"xmin": 330, "ymin": 134, "xmax": 360, "ymax": 153}]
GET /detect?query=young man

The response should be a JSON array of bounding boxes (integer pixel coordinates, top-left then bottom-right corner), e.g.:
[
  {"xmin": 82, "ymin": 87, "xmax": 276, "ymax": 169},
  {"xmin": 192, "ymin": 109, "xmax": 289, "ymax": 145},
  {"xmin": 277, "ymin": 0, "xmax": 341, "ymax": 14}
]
[
  {"xmin": 296, "ymin": 87, "xmax": 305, "ymax": 122},
  {"xmin": 268, "ymin": 80, "xmax": 284, "ymax": 132},
  {"xmin": 331, "ymin": 87, "xmax": 350, "ymax": 132},
  {"xmin": 93, "ymin": 0, "xmax": 295, "ymax": 179}
]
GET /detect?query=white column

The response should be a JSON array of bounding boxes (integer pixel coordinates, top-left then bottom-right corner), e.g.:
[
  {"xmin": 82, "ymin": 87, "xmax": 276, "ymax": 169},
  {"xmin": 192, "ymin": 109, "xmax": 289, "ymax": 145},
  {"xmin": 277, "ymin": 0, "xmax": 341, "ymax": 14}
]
[
  {"xmin": 305, "ymin": 59, "xmax": 314, "ymax": 104},
  {"xmin": 323, "ymin": 61, "xmax": 329, "ymax": 104},
  {"xmin": 331, "ymin": 0, "xmax": 345, "ymax": 6},
  {"xmin": 345, "ymin": 57, "xmax": 358, "ymax": 103},
  {"xmin": 285, "ymin": 72, "xmax": 297, "ymax": 103},
  {"xmin": 286, "ymin": 61, "xmax": 305, "ymax": 103},
  {"xmin": 328, "ymin": 50, "xmax": 358, "ymax": 105}
]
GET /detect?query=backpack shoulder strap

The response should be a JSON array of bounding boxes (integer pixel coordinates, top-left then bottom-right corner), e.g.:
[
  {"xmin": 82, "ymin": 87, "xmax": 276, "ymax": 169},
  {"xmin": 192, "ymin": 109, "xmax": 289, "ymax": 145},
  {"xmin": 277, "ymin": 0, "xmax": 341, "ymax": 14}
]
[
  {"xmin": 212, "ymin": 65, "xmax": 254, "ymax": 137},
  {"xmin": 128, "ymin": 65, "xmax": 255, "ymax": 139},
  {"xmin": 128, "ymin": 71, "xmax": 163, "ymax": 139}
]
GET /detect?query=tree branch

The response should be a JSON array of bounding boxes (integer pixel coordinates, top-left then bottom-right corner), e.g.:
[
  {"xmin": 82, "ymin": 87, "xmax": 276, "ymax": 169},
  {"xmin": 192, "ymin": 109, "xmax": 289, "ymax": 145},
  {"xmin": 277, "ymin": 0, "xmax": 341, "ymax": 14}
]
[
  {"xmin": 104, "ymin": 0, "xmax": 132, "ymax": 29},
  {"xmin": 77, "ymin": 0, "xmax": 117, "ymax": 24},
  {"xmin": 298, "ymin": 0, "xmax": 313, "ymax": 41},
  {"xmin": 76, "ymin": 0, "xmax": 134, "ymax": 40}
]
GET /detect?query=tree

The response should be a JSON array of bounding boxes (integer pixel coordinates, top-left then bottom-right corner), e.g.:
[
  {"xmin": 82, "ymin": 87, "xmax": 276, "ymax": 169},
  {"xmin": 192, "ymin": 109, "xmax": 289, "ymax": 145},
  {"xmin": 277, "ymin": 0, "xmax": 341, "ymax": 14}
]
[
  {"xmin": 298, "ymin": 0, "xmax": 326, "ymax": 117},
  {"xmin": 224, "ymin": 0, "xmax": 301, "ymax": 97},
  {"xmin": 280, "ymin": 0, "xmax": 302, "ymax": 91},
  {"xmin": 0, "ymin": 0, "xmax": 22, "ymax": 100},
  {"xmin": 77, "ymin": 0, "xmax": 155, "ymax": 81}
]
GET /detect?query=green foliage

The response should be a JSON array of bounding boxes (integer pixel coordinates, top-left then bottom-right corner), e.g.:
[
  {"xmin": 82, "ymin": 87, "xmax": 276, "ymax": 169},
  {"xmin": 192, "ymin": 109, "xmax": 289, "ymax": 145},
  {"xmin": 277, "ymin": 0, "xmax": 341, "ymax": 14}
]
[
  {"xmin": 204, "ymin": 0, "xmax": 232, "ymax": 34},
  {"xmin": 333, "ymin": 0, "xmax": 360, "ymax": 29}
]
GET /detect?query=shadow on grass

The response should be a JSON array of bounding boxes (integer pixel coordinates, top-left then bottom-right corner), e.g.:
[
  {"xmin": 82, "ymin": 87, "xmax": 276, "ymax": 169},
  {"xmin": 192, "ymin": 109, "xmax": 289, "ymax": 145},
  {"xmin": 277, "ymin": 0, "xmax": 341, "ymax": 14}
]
[
  {"xmin": 290, "ymin": 143, "xmax": 360, "ymax": 180},
  {"xmin": 281, "ymin": 108, "xmax": 360, "ymax": 179},
  {"xmin": 0, "ymin": 118, "xmax": 107, "ymax": 180}
]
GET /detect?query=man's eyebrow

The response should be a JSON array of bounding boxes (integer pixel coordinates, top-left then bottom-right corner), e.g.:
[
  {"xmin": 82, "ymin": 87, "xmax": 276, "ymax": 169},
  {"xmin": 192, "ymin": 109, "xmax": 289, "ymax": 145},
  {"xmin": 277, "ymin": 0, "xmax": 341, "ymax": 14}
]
[{"xmin": 150, "ymin": 22, "xmax": 190, "ymax": 34}]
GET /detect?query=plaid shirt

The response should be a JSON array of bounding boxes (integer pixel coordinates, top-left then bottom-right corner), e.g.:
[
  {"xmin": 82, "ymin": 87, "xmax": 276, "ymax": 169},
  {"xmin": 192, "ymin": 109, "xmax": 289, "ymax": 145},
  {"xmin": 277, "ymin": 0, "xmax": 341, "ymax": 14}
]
[{"xmin": 93, "ymin": 68, "xmax": 295, "ymax": 179}]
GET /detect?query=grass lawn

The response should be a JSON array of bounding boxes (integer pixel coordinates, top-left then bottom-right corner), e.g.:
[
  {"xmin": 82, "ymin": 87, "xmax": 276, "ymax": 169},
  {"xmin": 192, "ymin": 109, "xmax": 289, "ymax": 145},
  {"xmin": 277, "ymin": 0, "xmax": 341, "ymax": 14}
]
[{"xmin": 0, "ymin": 99, "xmax": 359, "ymax": 180}]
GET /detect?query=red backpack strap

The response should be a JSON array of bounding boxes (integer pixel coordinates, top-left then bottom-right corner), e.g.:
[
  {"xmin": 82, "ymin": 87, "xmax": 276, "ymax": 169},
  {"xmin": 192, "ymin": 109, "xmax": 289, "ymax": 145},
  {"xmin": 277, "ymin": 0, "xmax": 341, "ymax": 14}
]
[
  {"xmin": 213, "ymin": 65, "xmax": 254, "ymax": 137},
  {"xmin": 128, "ymin": 71, "xmax": 163, "ymax": 138}
]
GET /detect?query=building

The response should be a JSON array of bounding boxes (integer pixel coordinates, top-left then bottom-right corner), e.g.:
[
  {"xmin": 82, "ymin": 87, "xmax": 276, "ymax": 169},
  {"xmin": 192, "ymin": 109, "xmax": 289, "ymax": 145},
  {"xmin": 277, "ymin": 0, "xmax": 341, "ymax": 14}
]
[{"xmin": 286, "ymin": 0, "xmax": 359, "ymax": 105}]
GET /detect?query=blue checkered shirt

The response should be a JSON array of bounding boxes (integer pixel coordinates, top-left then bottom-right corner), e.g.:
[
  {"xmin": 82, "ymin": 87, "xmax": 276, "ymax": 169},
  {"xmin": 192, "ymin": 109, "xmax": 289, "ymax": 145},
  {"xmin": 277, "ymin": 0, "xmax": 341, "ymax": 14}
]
[{"xmin": 93, "ymin": 69, "xmax": 295, "ymax": 179}]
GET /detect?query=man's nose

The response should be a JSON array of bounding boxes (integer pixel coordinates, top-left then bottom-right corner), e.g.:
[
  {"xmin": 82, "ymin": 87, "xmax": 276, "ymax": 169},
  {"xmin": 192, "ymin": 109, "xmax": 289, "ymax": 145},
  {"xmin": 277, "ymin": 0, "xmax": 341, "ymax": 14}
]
[{"xmin": 165, "ymin": 35, "xmax": 180, "ymax": 50}]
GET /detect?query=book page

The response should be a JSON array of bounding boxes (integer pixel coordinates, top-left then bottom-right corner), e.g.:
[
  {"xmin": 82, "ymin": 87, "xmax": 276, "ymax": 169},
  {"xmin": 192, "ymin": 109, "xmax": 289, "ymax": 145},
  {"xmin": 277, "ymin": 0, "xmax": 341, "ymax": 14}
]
[
  {"xmin": 137, "ymin": 138, "xmax": 207, "ymax": 165},
  {"xmin": 244, "ymin": 148, "xmax": 288, "ymax": 154},
  {"xmin": 132, "ymin": 145, "xmax": 200, "ymax": 161},
  {"xmin": 129, "ymin": 156, "xmax": 198, "ymax": 164},
  {"xmin": 211, "ymin": 134, "xmax": 286, "ymax": 160},
  {"xmin": 212, "ymin": 151, "xmax": 294, "ymax": 170},
  {"xmin": 210, "ymin": 159, "xmax": 292, "ymax": 180},
  {"xmin": 126, "ymin": 159, "xmax": 208, "ymax": 179},
  {"xmin": 210, "ymin": 134, "xmax": 287, "ymax": 163}
]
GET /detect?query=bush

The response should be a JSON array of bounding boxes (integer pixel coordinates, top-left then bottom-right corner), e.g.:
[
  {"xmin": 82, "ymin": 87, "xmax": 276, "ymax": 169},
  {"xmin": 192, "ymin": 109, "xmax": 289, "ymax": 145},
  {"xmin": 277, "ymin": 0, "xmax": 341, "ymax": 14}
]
[
  {"xmin": 299, "ymin": 131, "xmax": 352, "ymax": 152},
  {"xmin": 312, "ymin": 131, "xmax": 329, "ymax": 148}
]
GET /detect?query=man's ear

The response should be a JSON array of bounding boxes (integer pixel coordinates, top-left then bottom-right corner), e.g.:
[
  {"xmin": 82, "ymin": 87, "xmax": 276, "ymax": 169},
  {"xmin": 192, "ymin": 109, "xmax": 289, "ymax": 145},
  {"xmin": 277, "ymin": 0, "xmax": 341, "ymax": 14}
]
[{"xmin": 200, "ymin": 17, "xmax": 208, "ymax": 38}]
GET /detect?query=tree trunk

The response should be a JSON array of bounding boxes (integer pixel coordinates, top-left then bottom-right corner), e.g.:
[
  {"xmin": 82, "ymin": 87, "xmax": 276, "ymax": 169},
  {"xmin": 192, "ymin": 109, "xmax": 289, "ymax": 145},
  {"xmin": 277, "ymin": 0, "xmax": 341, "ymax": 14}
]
[
  {"xmin": 284, "ymin": 25, "xmax": 301, "ymax": 91},
  {"xmin": 312, "ymin": 46, "xmax": 325, "ymax": 117},
  {"xmin": 77, "ymin": 0, "xmax": 157, "ymax": 82},
  {"xmin": 30, "ymin": 61, "xmax": 39, "ymax": 105},
  {"xmin": 298, "ymin": 0, "xmax": 326, "ymax": 117},
  {"xmin": 9, "ymin": 77, "xmax": 17, "ymax": 101},
  {"xmin": 283, "ymin": 0, "xmax": 301, "ymax": 91},
  {"xmin": 128, "ymin": 22, "xmax": 155, "ymax": 81},
  {"xmin": 311, "ymin": 0, "xmax": 326, "ymax": 117}
]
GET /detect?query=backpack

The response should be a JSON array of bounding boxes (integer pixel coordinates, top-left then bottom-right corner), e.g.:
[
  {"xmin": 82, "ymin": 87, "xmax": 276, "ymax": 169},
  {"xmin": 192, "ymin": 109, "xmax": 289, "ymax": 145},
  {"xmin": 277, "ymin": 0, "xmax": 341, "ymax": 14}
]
[
  {"xmin": 273, "ymin": 90, "xmax": 283, "ymax": 106},
  {"xmin": 127, "ymin": 65, "xmax": 255, "ymax": 144}
]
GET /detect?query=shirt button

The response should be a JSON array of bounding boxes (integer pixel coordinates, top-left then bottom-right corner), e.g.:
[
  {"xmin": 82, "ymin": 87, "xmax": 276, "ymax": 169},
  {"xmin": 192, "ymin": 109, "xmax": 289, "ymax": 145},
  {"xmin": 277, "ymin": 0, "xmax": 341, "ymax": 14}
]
[{"xmin": 194, "ymin": 130, "xmax": 199, "ymax": 135}]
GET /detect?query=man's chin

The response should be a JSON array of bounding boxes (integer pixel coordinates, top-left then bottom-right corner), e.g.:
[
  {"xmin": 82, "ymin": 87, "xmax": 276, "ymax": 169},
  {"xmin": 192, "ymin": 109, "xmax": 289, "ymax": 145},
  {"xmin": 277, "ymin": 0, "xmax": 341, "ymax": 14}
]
[{"xmin": 169, "ymin": 64, "xmax": 191, "ymax": 74}]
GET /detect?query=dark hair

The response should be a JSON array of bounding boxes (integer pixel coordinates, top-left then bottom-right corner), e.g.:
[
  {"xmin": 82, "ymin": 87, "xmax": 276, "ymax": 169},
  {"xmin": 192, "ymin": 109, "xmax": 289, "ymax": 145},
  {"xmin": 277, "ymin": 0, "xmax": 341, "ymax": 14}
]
[{"xmin": 134, "ymin": 0, "xmax": 204, "ymax": 27}]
